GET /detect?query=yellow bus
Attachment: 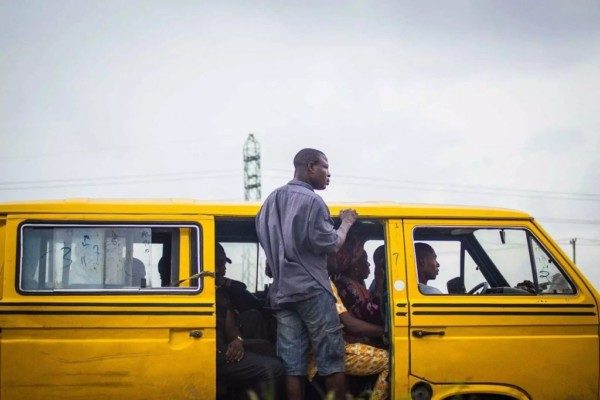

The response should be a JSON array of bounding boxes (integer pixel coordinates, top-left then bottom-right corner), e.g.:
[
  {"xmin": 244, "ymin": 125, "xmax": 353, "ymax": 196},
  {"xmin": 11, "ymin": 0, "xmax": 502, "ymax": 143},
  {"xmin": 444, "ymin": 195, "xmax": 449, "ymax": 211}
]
[{"xmin": 0, "ymin": 200, "xmax": 597, "ymax": 399}]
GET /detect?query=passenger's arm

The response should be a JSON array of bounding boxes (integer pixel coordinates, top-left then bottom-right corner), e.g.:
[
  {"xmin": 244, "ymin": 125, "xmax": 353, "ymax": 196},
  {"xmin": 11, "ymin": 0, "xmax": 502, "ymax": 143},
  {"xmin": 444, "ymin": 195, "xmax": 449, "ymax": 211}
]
[
  {"xmin": 339, "ymin": 311, "xmax": 384, "ymax": 338},
  {"xmin": 333, "ymin": 209, "xmax": 358, "ymax": 252},
  {"xmin": 224, "ymin": 308, "xmax": 244, "ymax": 362}
]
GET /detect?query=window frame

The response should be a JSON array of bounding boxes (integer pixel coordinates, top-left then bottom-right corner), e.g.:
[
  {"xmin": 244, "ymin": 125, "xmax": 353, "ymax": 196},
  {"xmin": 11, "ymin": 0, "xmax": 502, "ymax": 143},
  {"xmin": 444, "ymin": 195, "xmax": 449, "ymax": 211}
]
[{"xmin": 16, "ymin": 221, "xmax": 203, "ymax": 295}]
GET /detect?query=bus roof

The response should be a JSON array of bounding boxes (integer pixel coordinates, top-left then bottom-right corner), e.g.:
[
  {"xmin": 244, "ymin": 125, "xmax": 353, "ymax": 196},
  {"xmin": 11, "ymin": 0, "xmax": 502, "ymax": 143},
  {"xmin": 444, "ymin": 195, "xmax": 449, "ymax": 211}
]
[{"xmin": 0, "ymin": 199, "xmax": 533, "ymax": 220}]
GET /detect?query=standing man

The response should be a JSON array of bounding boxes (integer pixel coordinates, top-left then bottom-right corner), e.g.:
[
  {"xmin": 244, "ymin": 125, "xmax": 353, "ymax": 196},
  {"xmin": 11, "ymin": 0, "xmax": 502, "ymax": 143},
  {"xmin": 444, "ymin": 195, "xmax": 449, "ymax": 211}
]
[{"xmin": 256, "ymin": 148, "xmax": 358, "ymax": 400}]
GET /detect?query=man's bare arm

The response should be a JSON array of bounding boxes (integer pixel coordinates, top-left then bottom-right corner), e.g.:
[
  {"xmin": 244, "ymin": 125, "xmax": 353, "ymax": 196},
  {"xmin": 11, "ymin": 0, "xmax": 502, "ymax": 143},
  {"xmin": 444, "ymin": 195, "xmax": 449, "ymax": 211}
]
[{"xmin": 333, "ymin": 209, "xmax": 358, "ymax": 252}]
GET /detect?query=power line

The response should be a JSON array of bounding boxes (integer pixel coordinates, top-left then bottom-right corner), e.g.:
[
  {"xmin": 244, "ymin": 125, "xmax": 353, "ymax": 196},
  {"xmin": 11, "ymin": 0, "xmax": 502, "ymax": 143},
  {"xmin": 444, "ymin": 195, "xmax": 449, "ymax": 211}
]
[
  {"xmin": 3, "ymin": 167, "xmax": 598, "ymax": 202},
  {"xmin": 331, "ymin": 177, "xmax": 600, "ymax": 202},
  {"xmin": 556, "ymin": 238, "xmax": 600, "ymax": 244},
  {"xmin": 0, "ymin": 170, "xmax": 240, "ymax": 191},
  {"xmin": 264, "ymin": 170, "xmax": 600, "ymax": 202},
  {"xmin": 557, "ymin": 242, "xmax": 600, "ymax": 247},
  {"xmin": 538, "ymin": 218, "xmax": 600, "ymax": 226},
  {"xmin": 0, "ymin": 138, "xmax": 203, "ymax": 161}
]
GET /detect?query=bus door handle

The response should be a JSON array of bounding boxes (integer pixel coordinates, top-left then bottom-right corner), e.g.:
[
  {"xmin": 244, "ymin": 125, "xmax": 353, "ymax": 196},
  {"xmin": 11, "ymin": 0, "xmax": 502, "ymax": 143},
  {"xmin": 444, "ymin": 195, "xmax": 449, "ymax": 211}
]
[
  {"xmin": 412, "ymin": 329, "xmax": 445, "ymax": 338},
  {"xmin": 189, "ymin": 330, "xmax": 203, "ymax": 339}
]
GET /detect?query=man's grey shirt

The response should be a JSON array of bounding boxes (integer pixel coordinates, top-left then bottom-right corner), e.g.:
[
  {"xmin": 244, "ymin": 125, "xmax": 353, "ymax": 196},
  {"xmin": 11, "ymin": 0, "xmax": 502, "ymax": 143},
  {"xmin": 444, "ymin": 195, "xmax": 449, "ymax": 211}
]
[{"xmin": 256, "ymin": 179, "xmax": 338, "ymax": 308}]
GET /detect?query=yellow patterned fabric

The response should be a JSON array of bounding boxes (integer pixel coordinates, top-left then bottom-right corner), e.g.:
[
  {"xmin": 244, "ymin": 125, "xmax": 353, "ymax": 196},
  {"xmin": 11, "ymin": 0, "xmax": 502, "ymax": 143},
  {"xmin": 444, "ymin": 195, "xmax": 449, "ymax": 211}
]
[
  {"xmin": 344, "ymin": 342, "xmax": 389, "ymax": 400},
  {"xmin": 308, "ymin": 342, "xmax": 389, "ymax": 400},
  {"xmin": 331, "ymin": 280, "xmax": 347, "ymax": 315}
]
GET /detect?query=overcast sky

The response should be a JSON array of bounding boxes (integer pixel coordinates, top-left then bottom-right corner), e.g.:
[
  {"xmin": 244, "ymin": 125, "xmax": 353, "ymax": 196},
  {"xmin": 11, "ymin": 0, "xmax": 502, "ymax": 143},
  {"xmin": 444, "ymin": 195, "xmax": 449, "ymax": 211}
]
[{"xmin": 1, "ymin": 1, "xmax": 599, "ymax": 288}]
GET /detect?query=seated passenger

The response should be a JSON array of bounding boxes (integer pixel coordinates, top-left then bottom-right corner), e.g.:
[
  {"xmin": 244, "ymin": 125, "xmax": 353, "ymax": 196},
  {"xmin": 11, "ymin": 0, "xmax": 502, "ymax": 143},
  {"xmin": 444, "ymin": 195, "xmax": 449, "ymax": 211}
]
[
  {"xmin": 216, "ymin": 243, "xmax": 268, "ymax": 340},
  {"xmin": 333, "ymin": 235, "xmax": 384, "ymax": 326},
  {"xmin": 369, "ymin": 245, "xmax": 386, "ymax": 297},
  {"xmin": 216, "ymin": 284, "xmax": 284, "ymax": 399},
  {"xmin": 415, "ymin": 242, "xmax": 442, "ymax": 294},
  {"xmin": 369, "ymin": 245, "xmax": 388, "ymax": 335},
  {"xmin": 158, "ymin": 246, "xmax": 171, "ymax": 287},
  {"xmin": 216, "ymin": 243, "xmax": 263, "ymax": 311}
]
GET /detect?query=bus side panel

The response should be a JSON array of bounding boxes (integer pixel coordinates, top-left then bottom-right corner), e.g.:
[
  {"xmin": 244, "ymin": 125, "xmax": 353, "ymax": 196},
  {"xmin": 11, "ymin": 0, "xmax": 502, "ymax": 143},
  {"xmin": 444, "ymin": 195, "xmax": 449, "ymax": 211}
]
[
  {"xmin": 0, "ymin": 215, "xmax": 216, "ymax": 400},
  {"xmin": 1, "ymin": 325, "xmax": 214, "ymax": 400}
]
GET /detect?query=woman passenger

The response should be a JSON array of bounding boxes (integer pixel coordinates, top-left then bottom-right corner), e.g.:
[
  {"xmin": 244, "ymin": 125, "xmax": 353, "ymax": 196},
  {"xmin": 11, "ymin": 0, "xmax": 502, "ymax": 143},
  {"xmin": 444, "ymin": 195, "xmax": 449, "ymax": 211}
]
[{"xmin": 333, "ymin": 236, "xmax": 384, "ymax": 327}]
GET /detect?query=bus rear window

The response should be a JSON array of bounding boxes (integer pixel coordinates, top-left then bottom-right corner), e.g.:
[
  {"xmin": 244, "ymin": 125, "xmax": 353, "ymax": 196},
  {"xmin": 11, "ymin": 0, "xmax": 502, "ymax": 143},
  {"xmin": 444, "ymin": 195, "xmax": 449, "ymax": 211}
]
[{"xmin": 19, "ymin": 223, "xmax": 201, "ymax": 293}]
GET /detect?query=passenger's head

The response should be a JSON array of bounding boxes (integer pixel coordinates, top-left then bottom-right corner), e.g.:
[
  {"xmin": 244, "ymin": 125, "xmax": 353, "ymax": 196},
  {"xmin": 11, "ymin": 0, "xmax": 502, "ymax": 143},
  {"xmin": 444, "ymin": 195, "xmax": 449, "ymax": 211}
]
[
  {"xmin": 158, "ymin": 256, "xmax": 170, "ymax": 287},
  {"xmin": 215, "ymin": 243, "xmax": 231, "ymax": 278},
  {"xmin": 373, "ymin": 245, "xmax": 386, "ymax": 283},
  {"xmin": 158, "ymin": 240, "xmax": 172, "ymax": 287},
  {"xmin": 337, "ymin": 235, "xmax": 369, "ymax": 281},
  {"xmin": 373, "ymin": 245, "xmax": 386, "ymax": 268},
  {"xmin": 293, "ymin": 148, "xmax": 330, "ymax": 190},
  {"xmin": 415, "ymin": 242, "xmax": 439, "ymax": 284}
]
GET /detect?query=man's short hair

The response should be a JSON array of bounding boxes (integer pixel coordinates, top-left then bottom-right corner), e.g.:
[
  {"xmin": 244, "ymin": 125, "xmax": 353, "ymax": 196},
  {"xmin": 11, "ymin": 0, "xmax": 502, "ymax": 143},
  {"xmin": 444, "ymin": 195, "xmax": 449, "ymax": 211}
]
[
  {"xmin": 293, "ymin": 148, "xmax": 326, "ymax": 168},
  {"xmin": 415, "ymin": 242, "xmax": 434, "ymax": 259}
]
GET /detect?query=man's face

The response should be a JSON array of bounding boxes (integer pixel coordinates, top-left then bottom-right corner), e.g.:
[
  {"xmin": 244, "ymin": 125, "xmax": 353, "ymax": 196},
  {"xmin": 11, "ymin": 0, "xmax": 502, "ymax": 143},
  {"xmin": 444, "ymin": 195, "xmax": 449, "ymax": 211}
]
[
  {"xmin": 215, "ymin": 251, "xmax": 228, "ymax": 278},
  {"xmin": 308, "ymin": 155, "xmax": 331, "ymax": 190},
  {"xmin": 419, "ymin": 250, "xmax": 440, "ymax": 282}
]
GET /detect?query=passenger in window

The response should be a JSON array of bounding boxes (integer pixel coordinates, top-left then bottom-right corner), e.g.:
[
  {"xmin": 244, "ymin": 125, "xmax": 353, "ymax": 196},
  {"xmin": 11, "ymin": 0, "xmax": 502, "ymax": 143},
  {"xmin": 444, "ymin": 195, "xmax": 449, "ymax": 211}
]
[
  {"xmin": 369, "ymin": 245, "xmax": 386, "ymax": 297},
  {"xmin": 158, "ymin": 246, "xmax": 171, "ymax": 287},
  {"xmin": 415, "ymin": 243, "xmax": 442, "ymax": 294},
  {"xmin": 333, "ymin": 235, "xmax": 384, "ymax": 326},
  {"xmin": 369, "ymin": 245, "xmax": 388, "ymax": 335},
  {"xmin": 216, "ymin": 243, "xmax": 268, "ymax": 340}
]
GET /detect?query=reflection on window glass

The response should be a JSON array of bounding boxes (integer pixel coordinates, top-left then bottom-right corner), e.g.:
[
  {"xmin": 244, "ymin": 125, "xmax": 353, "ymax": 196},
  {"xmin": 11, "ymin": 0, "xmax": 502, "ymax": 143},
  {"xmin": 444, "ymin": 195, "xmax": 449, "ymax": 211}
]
[
  {"xmin": 20, "ymin": 224, "xmax": 200, "ymax": 292},
  {"xmin": 532, "ymin": 239, "xmax": 574, "ymax": 294},
  {"xmin": 463, "ymin": 249, "xmax": 485, "ymax": 294},
  {"xmin": 474, "ymin": 229, "xmax": 531, "ymax": 287}
]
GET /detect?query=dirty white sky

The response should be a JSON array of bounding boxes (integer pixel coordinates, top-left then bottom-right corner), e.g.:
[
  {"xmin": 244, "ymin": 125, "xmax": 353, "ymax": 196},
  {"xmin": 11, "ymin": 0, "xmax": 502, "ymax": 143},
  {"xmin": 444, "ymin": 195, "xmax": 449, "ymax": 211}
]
[{"xmin": 1, "ymin": 1, "xmax": 599, "ymax": 289}]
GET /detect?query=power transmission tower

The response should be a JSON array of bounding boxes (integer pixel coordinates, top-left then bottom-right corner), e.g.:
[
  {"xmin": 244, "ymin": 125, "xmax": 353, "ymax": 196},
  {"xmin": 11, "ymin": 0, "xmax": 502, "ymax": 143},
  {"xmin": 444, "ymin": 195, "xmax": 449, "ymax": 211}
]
[
  {"xmin": 242, "ymin": 134, "xmax": 262, "ymax": 289},
  {"xmin": 243, "ymin": 134, "xmax": 261, "ymax": 201},
  {"xmin": 570, "ymin": 238, "xmax": 577, "ymax": 263}
]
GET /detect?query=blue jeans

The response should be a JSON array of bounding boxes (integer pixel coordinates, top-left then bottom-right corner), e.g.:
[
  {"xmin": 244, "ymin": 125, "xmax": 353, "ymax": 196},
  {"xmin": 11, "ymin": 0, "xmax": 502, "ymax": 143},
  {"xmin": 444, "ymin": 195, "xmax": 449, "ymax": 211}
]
[{"xmin": 276, "ymin": 290, "xmax": 345, "ymax": 376}]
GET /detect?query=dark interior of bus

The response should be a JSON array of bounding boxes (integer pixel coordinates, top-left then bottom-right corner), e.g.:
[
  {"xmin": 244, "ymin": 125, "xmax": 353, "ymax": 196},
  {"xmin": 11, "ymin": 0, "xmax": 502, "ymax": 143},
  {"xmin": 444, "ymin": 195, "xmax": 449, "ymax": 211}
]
[{"xmin": 215, "ymin": 217, "xmax": 389, "ymax": 400}]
